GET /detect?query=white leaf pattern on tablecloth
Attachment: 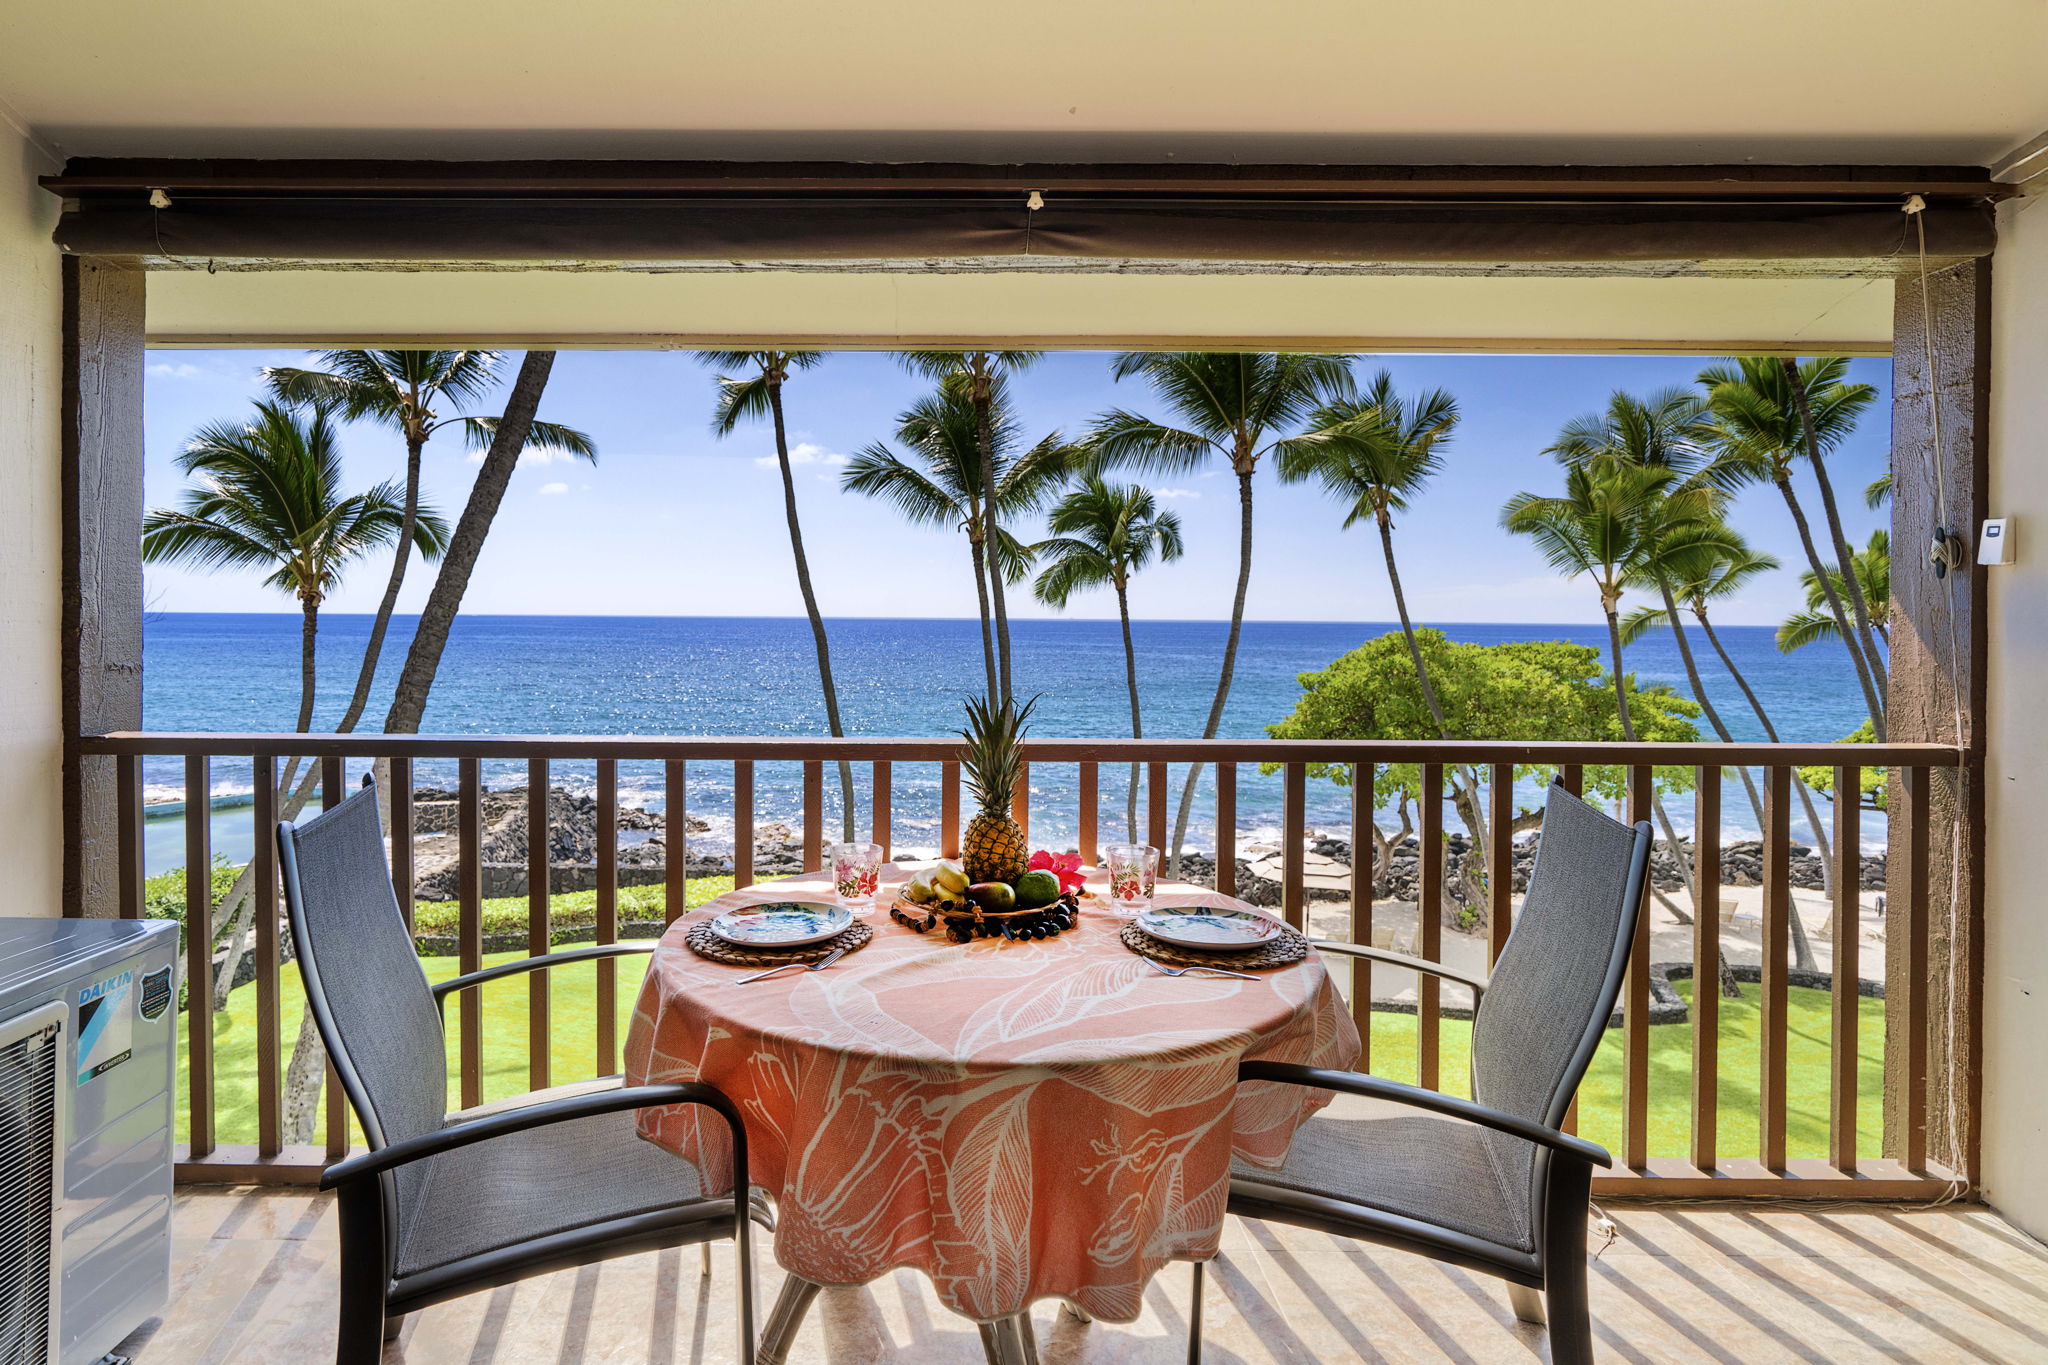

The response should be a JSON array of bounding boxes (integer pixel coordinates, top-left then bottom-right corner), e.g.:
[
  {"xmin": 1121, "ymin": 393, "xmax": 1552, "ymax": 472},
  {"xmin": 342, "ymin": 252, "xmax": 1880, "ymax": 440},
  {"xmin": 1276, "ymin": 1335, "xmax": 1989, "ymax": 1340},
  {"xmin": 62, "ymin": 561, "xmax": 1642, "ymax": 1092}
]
[{"xmin": 629, "ymin": 868, "xmax": 1360, "ymax": 1322}]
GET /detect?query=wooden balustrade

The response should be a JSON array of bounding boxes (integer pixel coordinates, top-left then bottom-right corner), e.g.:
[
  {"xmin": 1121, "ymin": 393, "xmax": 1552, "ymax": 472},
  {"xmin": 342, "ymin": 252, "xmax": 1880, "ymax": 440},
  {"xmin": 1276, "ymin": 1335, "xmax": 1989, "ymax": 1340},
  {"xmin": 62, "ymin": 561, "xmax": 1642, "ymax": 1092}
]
[{"xmin": 77, "ymin": 731, "xmax": 1964, "ymax": 1199}]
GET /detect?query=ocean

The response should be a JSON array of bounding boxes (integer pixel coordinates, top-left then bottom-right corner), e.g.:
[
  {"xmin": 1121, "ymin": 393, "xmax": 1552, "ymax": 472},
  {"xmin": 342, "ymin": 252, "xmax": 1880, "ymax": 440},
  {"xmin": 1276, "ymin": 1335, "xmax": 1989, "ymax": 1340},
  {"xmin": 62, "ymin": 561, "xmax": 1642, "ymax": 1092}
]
[{"xmin": 141, "ymin": 612, "xmax": 1873, "ymax": 874}]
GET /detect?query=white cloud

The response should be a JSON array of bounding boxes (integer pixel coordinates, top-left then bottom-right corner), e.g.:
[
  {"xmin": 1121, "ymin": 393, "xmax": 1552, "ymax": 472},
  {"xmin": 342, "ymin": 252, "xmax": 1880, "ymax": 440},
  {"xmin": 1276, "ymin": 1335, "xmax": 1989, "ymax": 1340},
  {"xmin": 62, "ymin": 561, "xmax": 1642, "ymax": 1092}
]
[
  {"xmin": 464, "ymin": 446, "xmax": 579, "ymax": 467},
  {"xmin": 755, "ymin": 441, "xmax": 850, "ymax": 470},
  {"xmin": 146, "ymin": 362, "xmax": 203, "ymax": 379},
  {"xmin": 538, "ymin": 482, "xmax": 569, "ymax": 496},
  {"xmin": 1155, "ymin": 488, "xmax": 1201, "ymax": 500}
]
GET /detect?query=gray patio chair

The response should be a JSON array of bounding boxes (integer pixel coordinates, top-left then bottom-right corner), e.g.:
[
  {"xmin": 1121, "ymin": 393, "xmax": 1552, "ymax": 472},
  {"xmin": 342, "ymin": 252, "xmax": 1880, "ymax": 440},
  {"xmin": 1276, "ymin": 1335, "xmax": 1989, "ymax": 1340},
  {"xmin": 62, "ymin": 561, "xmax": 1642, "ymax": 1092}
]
[
  {"xmin": 1211, "ymin": 779, "xmax": 1651, "ymax": 1365},
  {"xmin": 278, "ymin": 780, "xmax": 756, "ymax": 1364}
]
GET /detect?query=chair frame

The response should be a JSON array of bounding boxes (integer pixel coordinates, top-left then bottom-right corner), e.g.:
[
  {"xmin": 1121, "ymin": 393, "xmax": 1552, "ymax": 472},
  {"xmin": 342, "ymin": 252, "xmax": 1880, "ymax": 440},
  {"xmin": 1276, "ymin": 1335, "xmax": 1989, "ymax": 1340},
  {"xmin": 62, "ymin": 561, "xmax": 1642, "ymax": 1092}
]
[
  {"xmin": 278, "ymin": 801, "xmax": 757, "ymax": 1365},
  {"xmin": 1211, "ymin": 798, "xmax": 1651, "ymax": 1365}
]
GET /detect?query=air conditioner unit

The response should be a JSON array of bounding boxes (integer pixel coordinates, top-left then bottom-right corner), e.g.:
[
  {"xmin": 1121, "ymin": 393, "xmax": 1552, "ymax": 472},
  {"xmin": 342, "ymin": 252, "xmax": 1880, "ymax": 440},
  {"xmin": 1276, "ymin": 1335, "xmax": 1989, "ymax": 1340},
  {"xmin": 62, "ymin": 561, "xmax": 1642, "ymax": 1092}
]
[{"xmin": 0, "ymin": 920, "xmax": 178, "ymax": 1365}]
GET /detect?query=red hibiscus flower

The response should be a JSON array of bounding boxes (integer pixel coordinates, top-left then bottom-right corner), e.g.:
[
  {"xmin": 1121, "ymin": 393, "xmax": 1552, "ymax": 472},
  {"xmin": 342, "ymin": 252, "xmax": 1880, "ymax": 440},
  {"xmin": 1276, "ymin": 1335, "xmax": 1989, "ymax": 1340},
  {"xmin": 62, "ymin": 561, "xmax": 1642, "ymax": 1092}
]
[{"xmin": 1029, "ymin": 849, "xmax": 1086, "ymax": 895}]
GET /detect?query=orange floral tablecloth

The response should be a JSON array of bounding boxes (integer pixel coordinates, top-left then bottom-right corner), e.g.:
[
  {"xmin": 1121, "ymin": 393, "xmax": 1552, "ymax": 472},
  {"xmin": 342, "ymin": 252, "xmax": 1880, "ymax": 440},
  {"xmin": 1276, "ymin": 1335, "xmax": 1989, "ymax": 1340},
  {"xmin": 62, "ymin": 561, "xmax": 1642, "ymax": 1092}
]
[{"xmin": 625, "ymin": 862, "xmax": 1360, "ymax": 1323}]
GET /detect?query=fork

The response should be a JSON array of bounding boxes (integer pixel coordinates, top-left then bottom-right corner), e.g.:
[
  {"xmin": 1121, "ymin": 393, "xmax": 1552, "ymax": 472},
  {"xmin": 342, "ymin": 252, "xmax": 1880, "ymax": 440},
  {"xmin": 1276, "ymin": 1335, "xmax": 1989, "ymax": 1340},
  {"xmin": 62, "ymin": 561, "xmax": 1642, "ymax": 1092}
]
[
  {"xmin": 734, "ymin": 946, "xmax": 848, "ymax": 985},
  {"xmin": 1143, "ymin": 956, "xmax": 1258, "ymax": 982}
]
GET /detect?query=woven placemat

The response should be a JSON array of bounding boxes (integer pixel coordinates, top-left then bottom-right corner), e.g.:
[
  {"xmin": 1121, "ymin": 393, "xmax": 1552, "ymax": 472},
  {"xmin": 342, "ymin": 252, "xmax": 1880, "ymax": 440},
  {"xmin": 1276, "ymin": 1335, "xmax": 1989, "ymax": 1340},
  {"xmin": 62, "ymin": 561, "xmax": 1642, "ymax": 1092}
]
[
  {"xmin": 1119, "ymin": 920, "xmax": 1309, "ymax": 971},
  {"xmin": 685, "ymin": 919, "xmax": 875, "ymax": 968}
]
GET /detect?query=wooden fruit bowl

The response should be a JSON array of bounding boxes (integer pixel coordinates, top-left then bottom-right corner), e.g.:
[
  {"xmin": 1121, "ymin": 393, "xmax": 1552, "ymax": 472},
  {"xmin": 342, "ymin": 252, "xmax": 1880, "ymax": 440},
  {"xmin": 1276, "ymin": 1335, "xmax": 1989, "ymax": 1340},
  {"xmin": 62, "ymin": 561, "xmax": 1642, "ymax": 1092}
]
[{"xmin": 888, "ymin": 890, "xmax": 1084, "ymax": 943}]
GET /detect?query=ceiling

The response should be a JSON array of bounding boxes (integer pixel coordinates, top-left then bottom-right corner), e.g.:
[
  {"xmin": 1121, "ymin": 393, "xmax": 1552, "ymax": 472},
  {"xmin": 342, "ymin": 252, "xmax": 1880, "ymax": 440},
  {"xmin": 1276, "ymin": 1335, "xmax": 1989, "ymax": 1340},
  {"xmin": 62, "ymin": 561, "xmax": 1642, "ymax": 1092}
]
[{"xmin": 4, "ymin": 0, "xmax": 2044, "ymax": 166}]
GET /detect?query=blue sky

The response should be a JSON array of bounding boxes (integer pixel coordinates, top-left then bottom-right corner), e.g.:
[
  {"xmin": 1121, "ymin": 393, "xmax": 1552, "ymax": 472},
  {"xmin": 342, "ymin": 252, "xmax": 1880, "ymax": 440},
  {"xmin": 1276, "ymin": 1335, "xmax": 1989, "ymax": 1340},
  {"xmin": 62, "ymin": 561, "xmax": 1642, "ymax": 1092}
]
[{"xmin": 141, "ymin": 349, "xmax": 1892, "ymax": 627}]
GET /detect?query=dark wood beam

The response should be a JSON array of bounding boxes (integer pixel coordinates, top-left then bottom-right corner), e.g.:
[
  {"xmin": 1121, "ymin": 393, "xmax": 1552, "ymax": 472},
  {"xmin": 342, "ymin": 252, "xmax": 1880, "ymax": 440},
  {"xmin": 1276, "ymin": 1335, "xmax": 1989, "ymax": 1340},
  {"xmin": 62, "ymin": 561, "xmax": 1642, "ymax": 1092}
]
[
  {"xmin": 39, "ymin": 158, "xmax": 2007, "ymax": 201},
  {"xmin": 61, "ymin": 256, "xmax": 146, "ymax": 918},
  {"xmin": 1888, "ymin": 256, "xmax": 1990, "ymax": 1185}
]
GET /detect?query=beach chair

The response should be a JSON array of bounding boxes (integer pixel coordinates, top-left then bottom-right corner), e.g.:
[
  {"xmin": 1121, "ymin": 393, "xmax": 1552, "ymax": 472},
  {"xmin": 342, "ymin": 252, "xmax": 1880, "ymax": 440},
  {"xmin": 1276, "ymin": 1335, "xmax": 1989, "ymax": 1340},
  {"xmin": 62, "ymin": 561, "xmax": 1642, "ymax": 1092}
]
[
  {"xmin": 277, "ymin": 781, "xmax": 758, "ymax": 1364},
  {"xmin": 1213, "ymin": 780, "xmax": 1652, "ymax": 1365}
]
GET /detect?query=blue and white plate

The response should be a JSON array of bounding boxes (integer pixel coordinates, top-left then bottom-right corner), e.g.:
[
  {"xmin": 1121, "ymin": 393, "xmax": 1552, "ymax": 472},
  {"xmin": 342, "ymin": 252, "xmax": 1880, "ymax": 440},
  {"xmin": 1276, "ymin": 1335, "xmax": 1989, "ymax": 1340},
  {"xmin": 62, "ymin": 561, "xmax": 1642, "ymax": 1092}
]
[
  {"xmin": 709, "ymin": 902, "xmax": 853, "ymax": 948},
  {"xmin": 1137, "ymin": 905, "xmax": 1283, "ymax": 950}
]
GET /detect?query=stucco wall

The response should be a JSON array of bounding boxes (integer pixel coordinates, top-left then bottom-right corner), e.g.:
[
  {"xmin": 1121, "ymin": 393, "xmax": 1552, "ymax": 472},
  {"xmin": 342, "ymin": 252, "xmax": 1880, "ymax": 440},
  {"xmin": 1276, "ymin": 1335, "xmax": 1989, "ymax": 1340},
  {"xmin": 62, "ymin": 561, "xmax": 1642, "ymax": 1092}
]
[
  {"xmin": 0, "ymin": 120, "xmax": 63, "ymax": 917},
  {"xmin": 1983, "ymin": 186, "xmax": 2048, "ymax": 1237}
]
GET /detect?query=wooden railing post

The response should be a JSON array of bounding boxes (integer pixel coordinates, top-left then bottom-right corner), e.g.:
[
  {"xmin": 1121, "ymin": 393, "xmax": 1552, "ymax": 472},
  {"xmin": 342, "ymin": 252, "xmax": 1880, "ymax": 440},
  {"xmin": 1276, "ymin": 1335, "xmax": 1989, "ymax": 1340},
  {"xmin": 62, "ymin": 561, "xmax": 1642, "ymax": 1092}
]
[
  {"xmin": 1691, "ymin": 767, "xmax": 1721, "ymax": 1173},
  {"xmin": 253, "ymin": 756, "xmax": 281, "ymax": 1159},
  {"xmin": 183, "ymin": 755, "xmax": 214, "ymax": 1160},
  {"xmin": 1281, "ymin": 763, "xmax": 1306, "ymax": 932},
  {"xmin": 1213, "ymin": 764, "xmax": 1236, "ymax": 898},
  {"xmin": 1761, "ymin": 765, "xmax": 1791, "ymax": 1172},
  {"xmin": 1418, "ymin": 762, "xmax": 1444, "ymax": 1093},
  {"xmin": 526, "ymin": 758, "xmax": 551, "ymax": 1093},
  {"xmin": 1623, "ymin": 765, "xmax": 1652, "ymax": 1171},
  {"xmin": 1831, "ymin": 769, "xmax": 1862, "ymax": 1172}
]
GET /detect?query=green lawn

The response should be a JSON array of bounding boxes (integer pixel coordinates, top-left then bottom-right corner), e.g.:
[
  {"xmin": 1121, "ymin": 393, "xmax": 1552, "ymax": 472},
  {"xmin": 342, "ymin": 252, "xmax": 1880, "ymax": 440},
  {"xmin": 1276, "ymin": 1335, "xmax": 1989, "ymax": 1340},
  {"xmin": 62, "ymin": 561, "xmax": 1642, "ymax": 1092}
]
[{"xmin": 184, "ymin": 948, "xmax": 1885, "ymax": 1161}]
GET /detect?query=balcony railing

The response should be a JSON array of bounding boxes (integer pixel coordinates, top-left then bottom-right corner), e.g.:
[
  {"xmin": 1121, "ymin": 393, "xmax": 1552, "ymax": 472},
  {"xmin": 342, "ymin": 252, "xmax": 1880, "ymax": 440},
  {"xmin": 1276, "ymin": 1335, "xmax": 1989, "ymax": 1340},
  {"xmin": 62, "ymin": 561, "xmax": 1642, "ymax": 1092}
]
[{"xmin": 75, "ymin": 732, "xmax": 1965, "ymax": 1200}]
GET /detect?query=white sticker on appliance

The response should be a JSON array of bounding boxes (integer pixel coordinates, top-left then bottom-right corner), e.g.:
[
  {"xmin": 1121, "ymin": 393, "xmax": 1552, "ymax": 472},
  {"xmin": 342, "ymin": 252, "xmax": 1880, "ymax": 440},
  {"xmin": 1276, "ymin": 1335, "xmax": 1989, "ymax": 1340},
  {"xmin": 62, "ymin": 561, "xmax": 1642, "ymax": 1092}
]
[{"xmin": 77, "ymin": 969, "xmax": 136, "ymax": 1084}]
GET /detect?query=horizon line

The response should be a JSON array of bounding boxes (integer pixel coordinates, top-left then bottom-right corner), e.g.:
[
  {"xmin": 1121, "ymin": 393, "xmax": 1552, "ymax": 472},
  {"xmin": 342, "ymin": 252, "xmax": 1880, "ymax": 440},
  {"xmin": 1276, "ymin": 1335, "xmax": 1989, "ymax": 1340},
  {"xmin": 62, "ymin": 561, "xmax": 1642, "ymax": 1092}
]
[{"xmin": 141, "ymin": 609, "xmax": 1790, "ymax": 630}]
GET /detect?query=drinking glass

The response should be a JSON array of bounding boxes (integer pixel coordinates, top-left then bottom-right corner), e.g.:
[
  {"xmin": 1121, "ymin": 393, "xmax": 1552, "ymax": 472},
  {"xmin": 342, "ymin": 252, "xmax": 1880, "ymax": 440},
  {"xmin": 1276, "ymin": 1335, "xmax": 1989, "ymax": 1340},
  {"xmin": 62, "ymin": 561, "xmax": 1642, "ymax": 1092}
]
[
  {"xmin": 1102, "ymin": 843, "xmax": 1159, "ymax": 915},
  {"xmin": 830, "ymin": 842, "xmax": 885, "ymax": 910}
]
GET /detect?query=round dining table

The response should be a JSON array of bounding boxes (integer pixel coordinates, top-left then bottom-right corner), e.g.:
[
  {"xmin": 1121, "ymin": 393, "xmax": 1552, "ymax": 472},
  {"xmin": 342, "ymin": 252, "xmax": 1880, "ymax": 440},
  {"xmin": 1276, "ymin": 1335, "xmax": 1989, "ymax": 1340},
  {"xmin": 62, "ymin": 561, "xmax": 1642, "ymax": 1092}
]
[{"xmin": 625, "ymin": 861, "xmax": 1361, "ymax": 1361}]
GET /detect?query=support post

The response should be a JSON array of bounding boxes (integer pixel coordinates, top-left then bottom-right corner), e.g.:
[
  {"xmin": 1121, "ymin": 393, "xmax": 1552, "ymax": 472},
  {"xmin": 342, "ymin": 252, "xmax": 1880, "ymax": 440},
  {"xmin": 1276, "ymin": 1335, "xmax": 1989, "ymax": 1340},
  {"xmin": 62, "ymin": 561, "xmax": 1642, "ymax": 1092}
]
[
  {"xmin": 1888, "ymin": 258, "xmax": 1988, "ymax": 1183},
  {"xmin": 61, "ymin": 257, "xmax": 145, "ymax": 918}
]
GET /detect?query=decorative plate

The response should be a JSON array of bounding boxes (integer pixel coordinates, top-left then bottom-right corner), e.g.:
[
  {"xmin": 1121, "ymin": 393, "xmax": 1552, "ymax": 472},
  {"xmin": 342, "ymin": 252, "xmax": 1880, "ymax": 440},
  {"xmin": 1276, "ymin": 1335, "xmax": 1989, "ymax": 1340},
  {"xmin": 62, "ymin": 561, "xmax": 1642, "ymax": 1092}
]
[
  {"xmin": 708, "ymin": 901, "xmax": 853, "ymax": 948},
  {"xmin": 1137, "ymin": 905, "xmax": 1284, "ymax": 950}
]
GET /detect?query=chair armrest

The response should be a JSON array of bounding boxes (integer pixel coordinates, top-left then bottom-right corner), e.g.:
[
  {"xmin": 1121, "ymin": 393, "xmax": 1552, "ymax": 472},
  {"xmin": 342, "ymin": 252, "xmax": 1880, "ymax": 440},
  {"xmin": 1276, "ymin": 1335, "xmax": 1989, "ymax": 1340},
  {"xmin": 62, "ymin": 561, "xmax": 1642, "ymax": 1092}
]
[
  {"xmin": 320, "ymin": 1080, "xmax": 737, "ymax": 1190},
  {"xmin": 1308, "ymin": 940, "xmax": 1489, "ymax": 999},
  {"xmin": 431, "ymin": 943, "xmax": 657, "ymax": 1016},
  {"xmin": 1236, "ymin": 1060, "xmax": 1611, "ymax": 1168}
]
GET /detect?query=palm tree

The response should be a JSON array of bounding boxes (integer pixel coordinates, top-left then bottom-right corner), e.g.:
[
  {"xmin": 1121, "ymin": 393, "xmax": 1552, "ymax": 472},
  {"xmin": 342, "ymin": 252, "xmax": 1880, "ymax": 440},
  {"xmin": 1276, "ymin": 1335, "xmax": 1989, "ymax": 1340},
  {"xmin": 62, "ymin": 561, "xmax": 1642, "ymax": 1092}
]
[
  {"xmin": 1091, "ymin": 351, "xmax": 1355, "ymax": 871},
  {"xmin": 698, "ymin": 350, "xmax": 856, "ymax": 839},
  {"xmin": 1277, "ymin": 370, "xmax": 1459, "ymax": 732},
  {"xmin": 897, "ymin": 351, "xmax": 1043, "ymax": 706},
  {"xmin": 144, "ymin": 401, "xmax": 449, "ymax": 733},
  {"xmin": 144, "ymin": 400, "xmax": 449, "ymax": 1139},
  {"xmin": 1778, "ymin": 530, "xmax": 1890, "ymax": 654},
  {"xmin": 1031, "ymin": 478, "xmax": 1186, "ymax": 841},
  {"xmin": 842, "ymin": 382, "xmax": 1078, "ymax": 697},
  {"xmin": 1699, "ymin": 356, "xmax": 1886, "ymax": 737},
  {"xmin": 1640, "ymin": 535, "xmax": 1825, "ymax": 972},
  {"xmin": 1503, "ymin": 451, "xmax": 1721, "ymax": 920},
  {"xmin": 1273, "ymin": 371, "xmax": 1501, "ymax": 919},
  {"xmin": 382, "ymin": 354, "xmax": 594, "ymax": 739},
  {"xmin": 263, "ymin": 350, "xmax": 593, "ymax": 737}
]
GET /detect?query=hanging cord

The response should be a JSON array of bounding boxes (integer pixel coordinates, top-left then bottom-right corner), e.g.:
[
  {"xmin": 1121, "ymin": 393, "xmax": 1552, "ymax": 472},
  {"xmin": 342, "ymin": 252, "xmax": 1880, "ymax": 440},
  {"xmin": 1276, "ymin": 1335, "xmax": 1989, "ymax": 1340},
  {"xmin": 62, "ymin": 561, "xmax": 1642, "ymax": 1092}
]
[
  {"xmin": 1022, "ymin": 189, "xmax": 1044, "ymax": 257},
  {"xmin": 1902, "ymin": 192, "xmax": 1972, "ymax": 1207}
]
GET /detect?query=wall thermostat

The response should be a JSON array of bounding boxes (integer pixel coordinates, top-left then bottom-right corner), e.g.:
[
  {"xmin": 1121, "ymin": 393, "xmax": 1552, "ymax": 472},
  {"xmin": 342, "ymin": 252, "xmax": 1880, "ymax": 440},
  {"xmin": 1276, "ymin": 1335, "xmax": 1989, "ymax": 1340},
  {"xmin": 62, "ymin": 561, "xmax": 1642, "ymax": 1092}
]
[{"xmin": 1980, "ymin": 517, "xmax": 2014, "ymax": 566}]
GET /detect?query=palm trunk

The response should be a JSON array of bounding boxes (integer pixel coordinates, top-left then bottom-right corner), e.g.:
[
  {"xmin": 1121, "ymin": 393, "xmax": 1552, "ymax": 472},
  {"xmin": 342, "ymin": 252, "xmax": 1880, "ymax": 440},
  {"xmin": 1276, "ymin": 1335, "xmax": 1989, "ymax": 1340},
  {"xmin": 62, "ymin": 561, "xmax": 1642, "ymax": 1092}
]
[
  {"xmin": 1116, "ymin": 578, "xmax": 1142, "ymax": 844},
  {"xmin": 767, "ymin": 379, "xmax": 856, "ymax": 841},
  {"xmin": 1659, "ymin": 584, "xmax": 1766, "ymax": 830},
  {"xmin": 1696, "ymin": 608, "xmax": 1823, "ymax": 972},
  {"xmin": 384, "ymin": 351, "xmax": 554, "ymax": 736},
  {"xmin": 966, "ymin": 515, "xmax": 999, "ymax": 702},
  {"xmin": 971, "ymin": 366, "xmax": 1013, "ymax": 707},
  {"xmin": 1603, "ymin": 603, "xmax": 1699, "ymax": 923},
  {"xmin": 1780, "ymin": 359, "xmax": 1888, "ymax": 736},
  {"xmin": 1775, "ymin": 474, "xmax": 1885, "ymax": 735},
  {"xmin": 296, "ymin": 598, "xmax": 319, "ymax": 732},
  {"xmin": 1381, "ymin": 511, "xmax": 1495, "ymax": 928},
  {"xmin": 352, "ymin": 432, "xmax": 425, "ymax": 834},
  {"xmin": 1656, "ymin": 584, "xmax": 1745, "ymax": 997},
  {"xmin": 1167, "ymin": 465, "xmax": 1255, "ymax": 875},
  {"xmin": 1380, "ymin": 511, "xmax": 1450, "ymax": 733}
]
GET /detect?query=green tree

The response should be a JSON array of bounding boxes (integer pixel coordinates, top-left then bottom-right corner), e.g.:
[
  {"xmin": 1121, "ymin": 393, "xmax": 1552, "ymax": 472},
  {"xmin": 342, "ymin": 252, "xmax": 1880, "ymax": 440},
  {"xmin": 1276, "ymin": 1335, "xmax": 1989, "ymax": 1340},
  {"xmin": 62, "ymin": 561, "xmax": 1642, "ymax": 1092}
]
[
  {"xmin": 1091, "ymin": 351, "xmax": 1355, "ymax": 871},
  {"xmin": 1031, "ymin": 478, "xmax": 1186, "ymax": 841},
  {"xmin": 699, "ymin": 350, "xmax": 855, "ymax": 839},
  {"xmin": 897, "ymin": 351, "xmax": 1043, "ymax": 706},
  {"xmin": 1265, "ymin": 631, "xmax": 1700, "ymax": 928},
  {"xmin": 842, "ymin": 381, "xmax": 1079, "ymax": 697},
  {"xmin": 1779, "ymin": 530, "xmax": 1890, "ymax": 654},
  {"xmin": 1798, "ymin": 719, "xmax": 1886, "ymax": 810},
  {"xmin": 1699, "ymin": 356, "xmax": 1886, "ymax": 736}
]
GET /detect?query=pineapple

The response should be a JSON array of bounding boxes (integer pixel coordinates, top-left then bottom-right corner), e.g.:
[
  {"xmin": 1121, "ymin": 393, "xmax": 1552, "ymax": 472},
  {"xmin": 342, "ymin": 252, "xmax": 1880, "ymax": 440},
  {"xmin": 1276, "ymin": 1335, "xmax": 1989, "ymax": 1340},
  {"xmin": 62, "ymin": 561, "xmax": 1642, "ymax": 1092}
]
[{"xmin": 958, "ymin": 693, "xmax": 1035, "ymax": 885}]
